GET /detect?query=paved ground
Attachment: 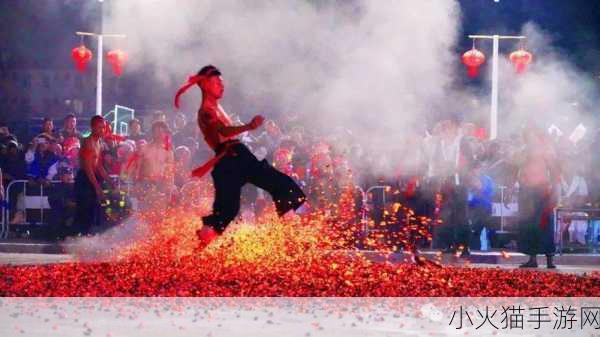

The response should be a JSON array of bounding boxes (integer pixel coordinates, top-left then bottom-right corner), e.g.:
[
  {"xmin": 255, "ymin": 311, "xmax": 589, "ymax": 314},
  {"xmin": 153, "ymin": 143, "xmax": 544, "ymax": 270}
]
[{"xmin": 0, "ymin": 253, "xmax": 74, "ymax": 265}]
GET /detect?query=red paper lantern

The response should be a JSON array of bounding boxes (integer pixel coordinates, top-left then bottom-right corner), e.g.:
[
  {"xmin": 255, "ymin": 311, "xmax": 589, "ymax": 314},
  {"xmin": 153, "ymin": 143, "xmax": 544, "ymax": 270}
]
[
  {"xmin": 509, "ymin": 48, "xmax": 533, "ymax": 74},
  {"xmin": 461, "ymin": 48, "xmax": 486, "ymax": 78},
  {"xmin": 71, "ymin": 45, "xmax": 93, "ymax": 73},
  {"xmin": 106, "ymin": 49, "xmax": 127, "ymax": 76},
  {"xmin": 474, "ymin": 127, "xmax": 487, "ymax": 140}
]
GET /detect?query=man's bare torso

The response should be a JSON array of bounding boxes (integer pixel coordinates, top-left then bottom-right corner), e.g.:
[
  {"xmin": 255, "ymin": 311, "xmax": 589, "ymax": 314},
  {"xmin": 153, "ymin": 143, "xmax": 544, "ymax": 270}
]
[
  {"xmin": 138, "ymin": 142, "xmax": 174, "ymax": 183},
  {"xmin": 197, "ymin": 105, "xmax": 235, "ymax": 150},
  {"xmin": 80, "ymin": 136, "xmax": 102, "ymax": 171},
  {"xmin": 519, "ymin": 137, "xmax": 556, "ymax": 188}
]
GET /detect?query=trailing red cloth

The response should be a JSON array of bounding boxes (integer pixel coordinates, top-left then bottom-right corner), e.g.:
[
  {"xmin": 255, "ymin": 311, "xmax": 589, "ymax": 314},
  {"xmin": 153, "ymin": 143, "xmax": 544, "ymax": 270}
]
[
  {"xmin": 190, "ymin": 141, "xmax": 239, "ymax": 179},
  {"xmin": 174, "ymin": 74, "xmax": 205, "ymax": 109},
  {"xmin": 191, "ymin": 152, "xmax": 226, "ymax": 178}
]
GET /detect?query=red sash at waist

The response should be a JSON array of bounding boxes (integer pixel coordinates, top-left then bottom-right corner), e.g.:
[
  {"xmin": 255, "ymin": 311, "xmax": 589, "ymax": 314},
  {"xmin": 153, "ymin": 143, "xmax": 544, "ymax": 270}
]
[{"xmin": 191, "ymin": 140, "xmax": 240, "ymax": 178}]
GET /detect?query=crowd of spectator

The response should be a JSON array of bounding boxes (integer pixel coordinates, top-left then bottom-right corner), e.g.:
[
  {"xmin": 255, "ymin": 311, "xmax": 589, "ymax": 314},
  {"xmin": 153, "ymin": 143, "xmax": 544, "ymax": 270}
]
[{"xmin": 0, "ymin": 111, "xmax": 598, "ymax": 255}]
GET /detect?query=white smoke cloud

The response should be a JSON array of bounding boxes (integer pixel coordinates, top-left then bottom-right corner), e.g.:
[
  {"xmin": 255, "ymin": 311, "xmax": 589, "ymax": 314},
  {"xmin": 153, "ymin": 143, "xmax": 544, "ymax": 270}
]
[
  {"xmin": 100, "ymin": 0, "xmax": 597, "ymax": 176},
  {"xmin": 63, "ymin": 215, "xmax": 150, "ymax": 262},
  {"xmin": 492, "ymin": 22, "xmax": 597, "ymax": 139},
  {"xmin": 101, "ymin": 0, "xmax": 462, "ymax": 174}
]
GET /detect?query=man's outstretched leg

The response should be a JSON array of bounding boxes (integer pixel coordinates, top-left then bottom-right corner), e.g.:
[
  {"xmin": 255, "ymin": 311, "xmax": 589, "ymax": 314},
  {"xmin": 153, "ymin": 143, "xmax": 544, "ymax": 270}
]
[{"xmin": 248, "ymin": 159, "xmax": 306, "ymax": 217}]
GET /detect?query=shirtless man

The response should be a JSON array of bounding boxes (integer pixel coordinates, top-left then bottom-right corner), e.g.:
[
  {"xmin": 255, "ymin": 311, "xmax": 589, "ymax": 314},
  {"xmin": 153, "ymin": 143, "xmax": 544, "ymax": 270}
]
[
  {"xmin": 73, "ymin": 116, "xmax": 111, "ymax": 236},
  {"xmin": 175, "ymin": 65, "xmax": 306, "ymax": 247},
  {"xmin": 506, "ymin": 122, "xmax": 559, "ymax": 268},
  {"xmin": 134, "ymin": 120, "xmax": 175, "ymax": 209}
]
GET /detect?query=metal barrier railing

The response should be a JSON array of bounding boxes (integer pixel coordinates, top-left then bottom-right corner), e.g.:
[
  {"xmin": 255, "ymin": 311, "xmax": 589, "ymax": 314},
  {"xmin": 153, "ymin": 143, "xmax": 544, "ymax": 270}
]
[
  {"xmin": 0, "ymin": 176, "xmax": 169, "ymax": 238},
  {"xmin": 2, "ymin": 179, "xmax": 60, "ymax": 238},
  {"xmin": 9, "ymin": 177, "xmax": 593, "ymax": 254},
  {"xmin": 554, "ymin": 207, "xmax": 600, "ymax": 255},
  {"xmin": 356, "ymin": 185, "xmax": 600, "ymax": 254}
]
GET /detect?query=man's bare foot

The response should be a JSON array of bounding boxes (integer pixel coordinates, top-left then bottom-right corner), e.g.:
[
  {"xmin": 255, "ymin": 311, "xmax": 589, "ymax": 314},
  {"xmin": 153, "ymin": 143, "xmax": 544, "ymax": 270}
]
[{"xmin": 196, "ymin": 226, "xmax": 219, "ymax": 250}]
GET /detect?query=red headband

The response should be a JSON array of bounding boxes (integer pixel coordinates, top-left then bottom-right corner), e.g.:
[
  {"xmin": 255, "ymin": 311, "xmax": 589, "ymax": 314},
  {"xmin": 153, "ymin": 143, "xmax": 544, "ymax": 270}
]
[{"xmin": 174, "ymin": 74, "xmax": 206, "ymax": 109}]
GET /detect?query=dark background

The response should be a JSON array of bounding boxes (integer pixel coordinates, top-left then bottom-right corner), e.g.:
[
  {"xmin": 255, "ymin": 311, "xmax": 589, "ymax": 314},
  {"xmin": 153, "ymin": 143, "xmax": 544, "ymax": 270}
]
[{"xmin": 1, "ymin": 0, "xmax": 598, "ymax": 126}]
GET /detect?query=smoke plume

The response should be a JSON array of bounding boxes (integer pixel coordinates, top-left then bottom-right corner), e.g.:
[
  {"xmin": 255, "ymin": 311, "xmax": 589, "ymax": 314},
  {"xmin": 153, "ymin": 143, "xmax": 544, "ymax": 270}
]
[{"xmin": 102, "ymin": 0, "xmax": 461, "ymax": 174}]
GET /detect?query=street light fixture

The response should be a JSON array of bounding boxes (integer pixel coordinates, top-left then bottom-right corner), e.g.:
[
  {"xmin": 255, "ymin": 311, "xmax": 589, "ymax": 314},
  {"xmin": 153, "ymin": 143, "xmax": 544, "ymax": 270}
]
[
  {"xmin": 467, "ymin": 34, "xmax": 526, "ymax": 140},
  {"xmin": 75, "ymin": 31, "xmax": 126, "ymax": 116}
]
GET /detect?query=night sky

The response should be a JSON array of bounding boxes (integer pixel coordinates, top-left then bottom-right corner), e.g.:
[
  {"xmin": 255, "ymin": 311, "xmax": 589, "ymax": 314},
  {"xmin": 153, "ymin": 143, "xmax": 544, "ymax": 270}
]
[
  {"xmin": 0, "ymin": 0, "xmax": 599, "ymax": 121},
  {"xmin": 458, "ymin": 0, "xmax": 600, "ymax": 74},
  {"xmin": 1, "ymin": 0, "xmax": 599, "ymax": 71}
]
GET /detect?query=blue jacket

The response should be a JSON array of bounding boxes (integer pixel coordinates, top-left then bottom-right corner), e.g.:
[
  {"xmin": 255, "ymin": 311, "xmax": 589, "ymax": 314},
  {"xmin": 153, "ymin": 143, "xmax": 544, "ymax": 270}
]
[
  {"xmin": 27, "ymin": 152, "xmax": 59, "ymax": 179},
  {"xmin": 468, "ymin": 174, "xmax": 495, "ymax": 213}
]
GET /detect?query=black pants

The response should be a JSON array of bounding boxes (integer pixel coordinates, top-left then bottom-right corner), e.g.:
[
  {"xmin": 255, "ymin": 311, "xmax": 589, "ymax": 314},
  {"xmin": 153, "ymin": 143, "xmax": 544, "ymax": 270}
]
[
  {"xmin": 203, "ymin": 143, "xmax": 306, "ymax": 234},
  {"xmin": 518, "ymin": 185, "xmax": 555, "ymax": 256},
  {"xmin": 73, "ymin": 170, "xmax": 101, "ymax": 235},
  {"xmin": 435, "ymin": 179, "xmax": 469, "ymax": 250}
]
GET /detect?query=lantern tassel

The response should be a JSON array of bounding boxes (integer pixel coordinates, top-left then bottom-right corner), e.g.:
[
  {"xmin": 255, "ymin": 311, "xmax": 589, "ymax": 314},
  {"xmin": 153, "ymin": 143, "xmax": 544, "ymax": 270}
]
[{"xmin": 467, "ymin": 66, "xmax": 479, "ymax": 78}]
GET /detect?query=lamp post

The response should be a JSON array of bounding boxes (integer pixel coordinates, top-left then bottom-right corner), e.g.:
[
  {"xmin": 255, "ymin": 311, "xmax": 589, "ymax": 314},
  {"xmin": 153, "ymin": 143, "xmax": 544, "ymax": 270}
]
[
  {"xmin": 467, "ymin": 34, "xmax": 526, "ymax": 140},
  {"xmin": 75, "ymin": 32, "xmax": 126, "ymax": 116}
]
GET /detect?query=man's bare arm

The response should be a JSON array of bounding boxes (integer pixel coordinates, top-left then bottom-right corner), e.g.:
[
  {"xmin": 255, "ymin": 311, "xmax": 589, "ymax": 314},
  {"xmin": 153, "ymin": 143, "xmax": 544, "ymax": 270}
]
[
  {"xmin": 217, "ymin": 115, "xmax": 264, "ymax": 138},
  {"xmin": 97, "ymin": 162, "xmax": 111, "ymax": 184},
  {"xmin": 218, "ymin": 124, "xmax": 253, "ymax": 138},
  {"xmin": 80, "ymin": 140, "xmax": 102, "ymax": 195}
]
